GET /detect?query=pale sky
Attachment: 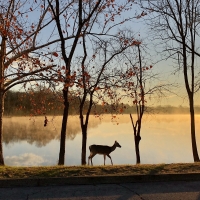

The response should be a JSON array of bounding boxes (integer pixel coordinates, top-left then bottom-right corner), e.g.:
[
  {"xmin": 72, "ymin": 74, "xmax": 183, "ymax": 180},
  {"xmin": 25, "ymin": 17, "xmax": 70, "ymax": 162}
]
[{"xmin": 10, "ymin": 1, "xmax": 200, "ymax": 107}]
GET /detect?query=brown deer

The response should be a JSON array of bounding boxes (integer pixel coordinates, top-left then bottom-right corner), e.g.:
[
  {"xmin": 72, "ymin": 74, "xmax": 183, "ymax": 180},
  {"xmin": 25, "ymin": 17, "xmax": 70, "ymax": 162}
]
[{"xmin": 88, "ymin": 141, "xmax": 121, "ymax": 166}]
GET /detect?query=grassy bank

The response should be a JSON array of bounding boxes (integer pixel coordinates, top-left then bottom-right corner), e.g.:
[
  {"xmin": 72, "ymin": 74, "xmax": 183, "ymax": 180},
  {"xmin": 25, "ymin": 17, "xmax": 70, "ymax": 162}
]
[{"xmin": 1, "ymin": 163, "xmax": 200, "ymax": 179}]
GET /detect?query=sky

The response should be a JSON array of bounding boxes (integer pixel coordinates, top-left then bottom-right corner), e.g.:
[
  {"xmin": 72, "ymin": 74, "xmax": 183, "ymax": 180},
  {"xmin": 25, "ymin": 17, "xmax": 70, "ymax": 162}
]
[
  {"xmin": 122, "ymin": 2, "xmax": 200, "ymax": 107},
  {"xmin": 9, "ymin": 0, "xmax": 200, "ymax": 107}
]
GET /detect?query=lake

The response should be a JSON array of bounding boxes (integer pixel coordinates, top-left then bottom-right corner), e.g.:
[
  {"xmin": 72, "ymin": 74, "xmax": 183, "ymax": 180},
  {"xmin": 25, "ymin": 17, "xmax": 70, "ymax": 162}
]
[{"xmin": 3, "ymin": 114, "xmax": 200, "ymax": 166}]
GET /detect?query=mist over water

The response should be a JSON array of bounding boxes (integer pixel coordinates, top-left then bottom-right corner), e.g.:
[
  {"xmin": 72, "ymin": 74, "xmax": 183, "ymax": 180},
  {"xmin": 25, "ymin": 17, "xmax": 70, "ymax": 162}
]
[{"xmin": 3, "ymin": 114, "xmax": 200, "ymax": 166}]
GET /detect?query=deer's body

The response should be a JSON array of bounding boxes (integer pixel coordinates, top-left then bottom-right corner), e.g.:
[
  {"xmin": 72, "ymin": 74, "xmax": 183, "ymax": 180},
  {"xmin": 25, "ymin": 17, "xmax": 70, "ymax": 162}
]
[{"xmin": 88, "ymin": 141, "xmax": 121, "ymax": 166}]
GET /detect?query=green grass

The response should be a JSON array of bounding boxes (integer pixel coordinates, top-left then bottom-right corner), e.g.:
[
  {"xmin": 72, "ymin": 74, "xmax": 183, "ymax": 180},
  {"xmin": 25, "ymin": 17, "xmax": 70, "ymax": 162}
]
[{"xmin": 1, "ymin": 163, "xmax": 200, "ymax": 179}]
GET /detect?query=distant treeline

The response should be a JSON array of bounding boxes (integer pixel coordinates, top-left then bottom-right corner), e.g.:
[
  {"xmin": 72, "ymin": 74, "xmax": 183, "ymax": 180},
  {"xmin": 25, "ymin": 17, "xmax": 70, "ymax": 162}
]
[
  {"xmin": 4, "ymin": 90, "xmax": 80, "ymax": 116},
  {"xmin": 4, "ymin": 90, "xmax": 127, "ymax": 116},
  {"xmin": 3, "ymin": 90, "xmax": 200, "ymax": 116}
]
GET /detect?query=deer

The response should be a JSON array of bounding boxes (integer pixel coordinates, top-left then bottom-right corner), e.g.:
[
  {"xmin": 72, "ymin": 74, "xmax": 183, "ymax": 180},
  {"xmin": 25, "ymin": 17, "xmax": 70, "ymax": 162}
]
[{"xmin": 88, "ymin": 140, "xmax": 121, "ymax": 166}]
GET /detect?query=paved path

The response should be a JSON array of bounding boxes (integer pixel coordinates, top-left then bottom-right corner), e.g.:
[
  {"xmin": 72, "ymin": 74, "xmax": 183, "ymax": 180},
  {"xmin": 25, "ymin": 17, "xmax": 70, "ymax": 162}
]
[{"xmin": 1, "ymin": 180, "xmax": 200, "ymax": 200}]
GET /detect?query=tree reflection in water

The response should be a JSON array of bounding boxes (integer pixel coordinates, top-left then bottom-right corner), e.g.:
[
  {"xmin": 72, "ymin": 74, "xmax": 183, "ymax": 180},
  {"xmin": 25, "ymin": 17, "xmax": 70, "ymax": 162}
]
[{"xmin": 3, "ymin": 116, "xmax": 100, "ymax": 147}]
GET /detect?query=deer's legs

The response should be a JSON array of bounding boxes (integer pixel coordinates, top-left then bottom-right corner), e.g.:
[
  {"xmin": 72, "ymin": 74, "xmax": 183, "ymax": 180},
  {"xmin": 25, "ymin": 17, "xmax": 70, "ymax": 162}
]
[
  {"xmin": 107, "ymin": 154, "xmax": 113, "ymax": 165},
  {"xmin": 91, "ymin": 158, "xmax": 93, "ymax": 166},
  {"xmin": 104, "ymin": 155, "xmax": 106, "ymax": 165},
  {"xmin": 88, "ymin": 156, "xmax": 93, "ymax": 166},
  {"xmin": 88, "ymin": 153, "xmax": 96, "ymax": 166},
  {"xmin": 88, "ymin": 156, "xmax": 90, "ymax": 165}
]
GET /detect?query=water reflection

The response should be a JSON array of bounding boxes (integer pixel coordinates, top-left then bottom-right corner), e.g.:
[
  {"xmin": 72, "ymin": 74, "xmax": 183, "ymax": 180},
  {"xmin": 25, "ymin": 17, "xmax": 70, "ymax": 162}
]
[
  {"xmin": 3, "ymin": 114, "xmax": 200, "ymax": 166},
  {"xmin": 3, "ymin": 116, "xmax": 100, "ymax": 147}
]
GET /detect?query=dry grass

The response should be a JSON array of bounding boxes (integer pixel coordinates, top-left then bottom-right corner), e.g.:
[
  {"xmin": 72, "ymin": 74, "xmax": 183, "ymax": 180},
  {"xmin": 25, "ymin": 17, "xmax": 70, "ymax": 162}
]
[{"xmin": 1, "ymin": 163, "xmax": 200, "ymax": 179}]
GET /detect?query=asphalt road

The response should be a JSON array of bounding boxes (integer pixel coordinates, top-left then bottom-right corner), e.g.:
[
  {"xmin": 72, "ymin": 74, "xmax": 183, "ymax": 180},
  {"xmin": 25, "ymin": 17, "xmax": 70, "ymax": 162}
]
[{"xmin": 1, "ymin": 180, "xmax": 200, "ymax": 200}]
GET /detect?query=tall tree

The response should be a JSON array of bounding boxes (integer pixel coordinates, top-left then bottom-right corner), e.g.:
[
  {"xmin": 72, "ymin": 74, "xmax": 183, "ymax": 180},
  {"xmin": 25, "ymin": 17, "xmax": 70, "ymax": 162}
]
[
  {"xmin": 142, "ymin": 0, "xmax": 200, "ymax": 162},
  {"xmin": 122, "ymin": 43, "xmax": 155, "ymax": 164},
  {"xmin": 117, "ymin": 34, "xmax": 169, "ymax": 164},
  {"xmin": 48, "ymin": 0, "xmax": 104, "ymax": 165},
  {"xmin": 128, "ymin": 44, "xmax": 153, "ymax": 164},
  {"xmin": 0, "ymin": 0, "xmax": 69, "ymax": 165},
  {"xmin": 129, "ymin": 45, "xmax": 145, "ymax": 164}
]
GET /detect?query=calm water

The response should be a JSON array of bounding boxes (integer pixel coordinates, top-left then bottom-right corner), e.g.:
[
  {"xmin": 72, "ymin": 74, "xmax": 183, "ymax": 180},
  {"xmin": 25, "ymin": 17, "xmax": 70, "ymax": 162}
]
[{"xmin": 3, "ymin": 114, "xmax": 200, "ymax": 166}]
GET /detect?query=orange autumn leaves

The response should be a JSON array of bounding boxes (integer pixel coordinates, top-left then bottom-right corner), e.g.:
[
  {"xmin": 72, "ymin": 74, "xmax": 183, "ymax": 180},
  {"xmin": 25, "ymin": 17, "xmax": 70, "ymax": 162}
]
[
  {"xmin": 52, "ymin": 52, "xmax": 59, "ymax": 57},
  {"xmin": 46, "ymin": 58, "xmax": 153, "ymax": 114}
]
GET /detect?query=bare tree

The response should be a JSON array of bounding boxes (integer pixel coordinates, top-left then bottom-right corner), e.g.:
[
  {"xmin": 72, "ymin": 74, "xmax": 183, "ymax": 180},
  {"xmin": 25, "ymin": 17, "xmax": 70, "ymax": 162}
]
[
  {"xmin": 129, "ymin": 45, "xmax": 144, "ymax": 164},
  {"xmin": 48, "ymin": 0, "xmax": 113, "ymax": 165},
  {"xmin": 123, "ymin": 44, "xmax": 157, "ymax": 164},
  {"xmin": 115, "ymin": 33, "xmax": 170, "ymax": 164},
  {"xmin": 142, "ymin": 0, "xmax": 200, "ymax": 162}
]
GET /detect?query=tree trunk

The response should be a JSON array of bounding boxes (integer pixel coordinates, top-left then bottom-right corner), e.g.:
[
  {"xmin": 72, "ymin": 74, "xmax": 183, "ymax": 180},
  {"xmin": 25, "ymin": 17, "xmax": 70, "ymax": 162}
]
[
  {"xmin": 189, "ymin": 95, "xmax": 199, "ymax": 162},
  {"xmin": 0, "ymin": 92, "xmax": 4, "ymax": 165},
  {"xmin": 130, "ymin": 114, "xmax": 142, "ymax": 164},
  {"xmin": 0, "ymin": 37, "xmax": 6, "ymax": 166},
  {"xmin": 80, "ymin": 93, "xmax": 93, "ymax": 165},
  {"xmin": 134, "ymin": 134, "xmax": 141, "ymax": 164},
  {"xmin": 81, "ymin": 124, "xmax": 87, "ymax": 165},
  {"xmin": 58, "ymin": 88, "xmax": 69, "ymax": 165}
]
